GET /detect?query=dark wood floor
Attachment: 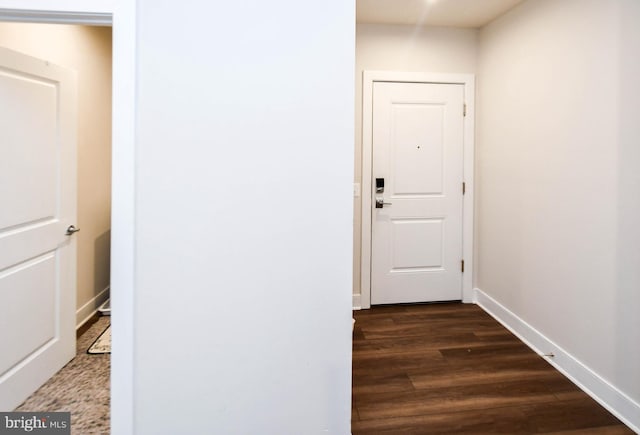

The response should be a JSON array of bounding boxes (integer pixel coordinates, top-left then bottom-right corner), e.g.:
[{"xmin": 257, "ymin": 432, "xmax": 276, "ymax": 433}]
[{"xmin": 352, "ymin": 303, "xmax": 633, "ymax": 434}]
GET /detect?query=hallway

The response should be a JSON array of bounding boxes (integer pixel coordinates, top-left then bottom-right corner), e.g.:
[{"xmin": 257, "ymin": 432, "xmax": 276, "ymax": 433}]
[{"xmin": 352, "ymin": 303, "xmax": 632, "ymax": 434}]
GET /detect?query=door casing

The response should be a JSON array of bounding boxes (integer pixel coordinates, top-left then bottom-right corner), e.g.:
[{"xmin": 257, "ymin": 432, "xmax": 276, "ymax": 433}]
[
  {"xmin": 360, "ymin": 71, "xmax": 475, "ymax": 308},
  {"xmin": 0, "ymin": 4, "xmax": 135, "ymax": 434}
]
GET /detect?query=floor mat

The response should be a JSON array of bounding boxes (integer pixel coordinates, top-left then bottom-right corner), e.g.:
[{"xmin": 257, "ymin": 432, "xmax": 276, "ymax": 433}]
[{"xmin": 87, "ymin": 325, "xmax": 111, "ymax": 354}]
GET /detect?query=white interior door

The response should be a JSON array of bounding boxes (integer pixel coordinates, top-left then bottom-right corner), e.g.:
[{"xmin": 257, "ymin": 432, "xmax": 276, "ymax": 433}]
[
  {"xmin": 0, "ymin": 47, "xmax": 77, "ymax": 410},
  {"xmin": 371, "ymin": 81, "xmax": 464, "ymax": 305}
]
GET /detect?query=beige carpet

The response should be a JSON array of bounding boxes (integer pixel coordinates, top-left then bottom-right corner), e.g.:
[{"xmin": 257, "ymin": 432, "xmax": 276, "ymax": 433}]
[{"xmin": 15, "ymin": 316, "xmax": 110, "ymax": 434}]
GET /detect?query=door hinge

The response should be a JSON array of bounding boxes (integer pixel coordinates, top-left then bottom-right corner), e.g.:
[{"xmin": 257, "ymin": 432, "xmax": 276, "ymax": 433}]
[
  {"xmin": 462, "ymin": 182, "xmax": 466, "ymax": 195},
  {"xmin": 461, "ymin": 259, "xmax": 465, "ymax": 273},
  {"xmin": 463, "ymin": 103, "xmax": 467, "ymax": 117}
]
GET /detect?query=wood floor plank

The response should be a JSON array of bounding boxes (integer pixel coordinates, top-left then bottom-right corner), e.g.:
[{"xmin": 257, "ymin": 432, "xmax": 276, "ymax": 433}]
[
  {"xmin": 409, "ymin": 366, "xmax": 566, "ymax": 390},
  {"xmin": 543, "ymin": 426, "xmax": 634, "ymax": 435},
  {"xmin": 354, "ymin": 332, "xmax": 482, "ymax": 353},
  {"xmin": 352, "ymin": 303, "xmax": 633, "ymax": 434},
  {"xmin": 353, "ymin": 336, "xmax": 450, "ymax": 355},
  {"xmin": 356, "ymin": 380, "xmax": 559, "ymax": 420},
  {"xmin": 352, "ymin": 406, "xmax": 530, "ymax": 434},
  {"xmin": 352, "ymin": 372, "xmax": 415, "ymax": 395},
  {"xmin": 517, "ymin": 398, "xmax": 634, "ymax": 434},
  {"xmin": 353, "ymin": 350, "xmax": 448, "ymax": 376}
]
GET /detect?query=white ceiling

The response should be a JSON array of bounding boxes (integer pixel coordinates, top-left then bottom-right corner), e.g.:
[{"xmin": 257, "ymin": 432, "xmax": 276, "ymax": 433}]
[{"xmin": 357, "ymin": 0, "xmax": 524, "ymax": 28}]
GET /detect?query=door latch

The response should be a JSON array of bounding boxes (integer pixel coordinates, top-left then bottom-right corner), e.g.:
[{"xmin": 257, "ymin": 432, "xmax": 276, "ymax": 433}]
[
  {"xmin": 375, "ymin": 197, "xmax": 392, "ymax": 209},
  {"xmin": 66, "ymin": 225, "xmax": 81, "ymax": 236}
]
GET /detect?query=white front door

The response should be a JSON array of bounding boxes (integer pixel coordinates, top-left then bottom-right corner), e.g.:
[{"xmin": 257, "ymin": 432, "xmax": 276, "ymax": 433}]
[
  {"xmin": 0, "ymin": 47, "xmax": 77, "ymax": 410},
  {"xmin": 371, "ymin": 81, "xmax": 464, "ymax": 305}
]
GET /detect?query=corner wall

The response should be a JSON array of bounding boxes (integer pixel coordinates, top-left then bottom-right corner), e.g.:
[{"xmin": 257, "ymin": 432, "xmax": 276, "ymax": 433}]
[
  {"xmin": 133, "ymin": 0, "xmax": 354, "ymax": 432},
  {"xmin": 477, "ymin": 0, "xmax": 640, "ymax": 428},
  {"xmin": 0, "ymin": 23, "xmax": 112, "ymax": 326},
  {"xmin": 354, "ymin": 24, "xmax": 477, "ymax": 304}
]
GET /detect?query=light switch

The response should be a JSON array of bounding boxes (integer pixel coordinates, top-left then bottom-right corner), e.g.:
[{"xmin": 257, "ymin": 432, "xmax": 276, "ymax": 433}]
[{"xmin": 353, "ymin": 183, "xmax": 361, "ymax": 198}]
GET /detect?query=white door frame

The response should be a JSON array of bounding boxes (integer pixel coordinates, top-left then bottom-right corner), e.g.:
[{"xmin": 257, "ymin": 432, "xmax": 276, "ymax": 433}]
[
  {"xmin": 0, "ymin": 3, "xmax": 136, "ymax": 434},
  {"xmin": 360, "ymin": 71, "xmax": 475, "ymax": 308}
]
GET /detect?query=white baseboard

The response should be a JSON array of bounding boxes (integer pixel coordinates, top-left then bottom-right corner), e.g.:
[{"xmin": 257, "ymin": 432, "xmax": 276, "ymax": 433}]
[
  {"xmin": 474, "ymin": 288, "xmax": 640, "ymax": 433},
  {"xmin": 352, "ymin": 293, "xmax": 361, "ymax": 310},
  {"xmin": 76, "ymin": 286, "xmax": 110, "ymax": 329}
]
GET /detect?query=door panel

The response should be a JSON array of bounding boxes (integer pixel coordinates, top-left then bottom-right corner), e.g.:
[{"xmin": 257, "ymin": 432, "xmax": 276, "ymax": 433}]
[
  {"xmin": 0, "ymin": 47, "xmax": 76, "ymax": 411},
  {"xmin": 391, "ymin": 218, "xmax": 443, "ymax": 270},
  {"xmin": 371, "ymin": 81, "xmax": 463, "ymax": 305},
  {"xmin": 0, "ymin": 254, "xmax": 56, "ymax": 376},
  {"xmin": 392, "ymin": 104, "xmax": 444, "ymax": 195},
  {"xmin": 0, "ymin": 71, "xmax": 57, "ymax": 230}
]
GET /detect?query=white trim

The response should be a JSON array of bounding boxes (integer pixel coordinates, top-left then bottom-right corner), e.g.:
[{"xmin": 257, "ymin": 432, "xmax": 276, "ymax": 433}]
[
  {"xmin": 0, "ymin": 9, "xmax": 111, "ymax": 25},
  {"xmin": 98, "ymin": 298, "xmax": 110, "ymax": 315},
  {"xmin": 352, "ymin": 294, "xmax": 361, "ymax": 310},
  {"xmin": 76, "ymin": 286, "xmax": 110, "ymax": 328},
  {"xmin": 475, "ymin": 288, "xmax": 640, "ymax": 434},
  {"xmin": 360, "ymin": 71, "xmax": 475, "ymax": 308},
  {"xmin": 0, "ymin": 5, "xmax": 135, "ymax": 434},
  {"xmin": 110, "ymin": 2, "xmax": 136, "ymax": 434}
]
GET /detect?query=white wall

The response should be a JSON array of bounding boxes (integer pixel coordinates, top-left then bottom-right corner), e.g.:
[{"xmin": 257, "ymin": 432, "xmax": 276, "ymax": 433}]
[
  {"xmin": 617, "ymin": 0, "xmax": 640, "ymax": 405},
  {"xmin": 0, "ymin": 23, "xmax": 112, "ymax": 326},
  {"xmin": 354, "ymin": 24, "xmax": 477, "ymax": 303},
  {"xmin": 477, "ymin": 0, "xmax": 640, "ymax": 425},
  {"xmin": 134, "ymin": 0, "xmax": 354, "ymax": 433}
]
